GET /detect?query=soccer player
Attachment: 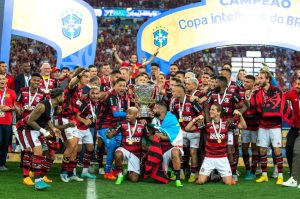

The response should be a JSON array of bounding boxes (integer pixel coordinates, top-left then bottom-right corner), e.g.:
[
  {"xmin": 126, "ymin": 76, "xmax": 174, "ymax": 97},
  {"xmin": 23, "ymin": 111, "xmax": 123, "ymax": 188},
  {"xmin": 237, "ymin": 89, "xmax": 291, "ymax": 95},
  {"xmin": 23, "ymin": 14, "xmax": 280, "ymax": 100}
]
[
  {"xmin": 251, "ymin": 71, "xmax": 285, "ymax": 185},
  {"xmin": 15, "ymin": 73, "xmax": 45, "ymax": 185},
  {"xmin": 75, "ymin": 86, "xmax": 100, "ymax": 179},
  {"xmin": 206, "ymin": 75, "xmax": 247, "ymax": 181},
  {"xmin": 151, "ymin": 102, "xmax": 183, "ymax": 187},
  {"xmin": 112, "ymin": 44, "xmax": 159, "ymax": 79},
  {"xmin": 193, "ymin": 104, "xmax": 247, "ymax": 185},
  {"xmin": 241, "ymin": 75, "xmax": 260, "ymax": 180},
  {"xmin": 171, "ymin": 84, "xmax": 203, "ymax": 182},
  {"xmin": 97, "ymin": 78, "xmax": 128, "ymax": 180},
  {"xmin": 112, "ymin": 107, "xmax": 149, "ymax": 184},
  {"xmin": 23, "ymin": 88, "xmax": 64, "ymax": 190}
]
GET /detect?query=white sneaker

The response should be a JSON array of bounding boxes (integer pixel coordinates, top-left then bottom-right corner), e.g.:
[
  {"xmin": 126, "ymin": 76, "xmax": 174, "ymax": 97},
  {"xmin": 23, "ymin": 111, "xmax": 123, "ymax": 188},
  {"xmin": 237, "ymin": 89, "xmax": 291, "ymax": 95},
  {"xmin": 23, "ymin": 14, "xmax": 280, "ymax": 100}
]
[
  {"xmin": 0, "ymin": 166, "xmax": 8, "ymax": 171},
  {"xmin": 98, "ymin": 167, "xmax": 105, "ymax": 175},
  {"xmin": 272, "ymin": 166, "xmax": 278, "ymax": 178},
  {"xmin": 60, "ymin": 173, "xmax": 69, "ymax": 183},
  {"xmin": 232, "ymin": 174, "xmax": 238, "ymax": 182},
  {"xmin": 282, "ymin": 177, "xmax": 297, "ymax": 187},
  {"xmin": 69, "ymin": 175, "xmax": 84, "ymax": 182}
]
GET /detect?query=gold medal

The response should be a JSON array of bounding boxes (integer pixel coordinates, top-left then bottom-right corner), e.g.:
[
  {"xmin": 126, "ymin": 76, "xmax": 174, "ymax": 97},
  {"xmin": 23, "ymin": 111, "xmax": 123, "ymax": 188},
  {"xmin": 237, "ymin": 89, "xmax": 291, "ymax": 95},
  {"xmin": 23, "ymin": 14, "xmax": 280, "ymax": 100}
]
[
  {"xmin": 44, "ymin": 89, "xmax": 49, "ymax": 94},
  {"xmin": 217, "ymin": 139, "xmax": 222, "ymax": 144},
  {"xmin": 128, "ymin": 139, "xmax": 133, "ymax": 145},
  {"xmin": 179, "ymin": 118, "xmax": 183, "ymax": 122}
]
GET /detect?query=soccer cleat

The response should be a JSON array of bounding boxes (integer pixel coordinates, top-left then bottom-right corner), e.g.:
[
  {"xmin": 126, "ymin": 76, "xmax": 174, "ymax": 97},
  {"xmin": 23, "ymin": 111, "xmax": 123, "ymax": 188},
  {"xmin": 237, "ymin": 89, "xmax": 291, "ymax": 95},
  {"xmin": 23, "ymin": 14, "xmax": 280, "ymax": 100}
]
[
  {"xmin": 244, "ymin": 171, "xmax": 256, "ymax": 180},
  {"xmin": 104, "ymin": 173, "xmax": 116, "ymax": 180},
  {"xmin": 276, "ymin": 176, "xmax": 284, "ymax": 185},
  {"xmin": 256, "ymin": 175, "xmax": 268, "ymax": 183},
  {"xmin": 175, "ymin": 180, "xmax": 183, "ymax": 187},
  {"xmin": 180, "ymin": 173, "xmax": 185, "ymax": 180},
  {"xmin": 81, "ymin": 172, "xmax": 96, "ymax": 179},
  {"xmin": 282, "ymin": 177, "xmax": 297, "ymax": 187},
  {"xmin": 43, "ymin": 176, "xmax": 53, "ymax": 183},
  {"xmin": 188, "ymin": 175, "xmax": 196, "ymax": 183},
  {"xmin": 35, "ymin": 180, "xmax": 51, "ymax": 190},
  {"xmin": 23, "ymin": 177, "xmax": 34, "ymax": 186},
  {"xmin": 0, "ymin": 166, "xmax": 8, "ymax": 171},
  {"xmin": 115, "ymin": 175, "xmax": 125, "ymax": 185},
  {"xmin": 98, "ymin": 167, "xmax": 105, "ymax": 175},
  {"xmin": 272, "ymin": 166, "xmax": 279, "ymax": 178},
  {"xmin": 60, "ymin": 173, "xmax": 70, "ymax": 183},
  {"xmin": 69, "ymin": 175, "xmax": 84, "ymax": 182},
  {"xmin": 29, "ymin": 171, "xmax": 34, "ymax": 178},
  {"xmin": 232, "ymin": 174, "xmax": 238, "ymax": 182}
]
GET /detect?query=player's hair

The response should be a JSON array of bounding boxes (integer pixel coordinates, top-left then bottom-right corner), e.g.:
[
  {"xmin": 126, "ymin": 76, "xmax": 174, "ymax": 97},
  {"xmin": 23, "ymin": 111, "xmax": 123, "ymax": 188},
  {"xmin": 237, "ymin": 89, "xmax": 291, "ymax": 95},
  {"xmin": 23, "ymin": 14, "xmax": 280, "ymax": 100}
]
[
  {"xmin": 88, "ymin": 64, "xmax": 97, "ymax": 69},
  {"xmin": 155, "ymin": 101, "xmax": 167, "ymax": 111},
  {"xmin": 61, "ymin": 67, "xmax": 70, "ymax": 71},
  {"xmin": 245, "ymin": 75, "xmax": 255, "ymax": 81},
  {"xmin": 202, "ymin": 72, "xmax": 211, "ymax": 77},
  {"xmin": 173, "ymin": 83, "xmax": 186, "ymax": 93},
  {"xmin": 211, "ymin": 104, "xmax": 223, "ymax": 116},
  {"xmin": 128, "ymin": 107, "xmax": 138, "ymax": 113},
  {"xmin": 210, "ymin": 74, "xmax": 217, "ymax": 79},
  {"xmin": 90, "ymin": 76, "xmax": 100, "ymax": 84},
  {"xmin": 0, "ymin": 61, "xmax": 5, "ymax": 65},
  {"xmin": 216, "ymin": 75, "xmax": 228, "ymax": 85},
  {"xmin": 151, "ymin": 63, "xmax": 159, "ymax": 68},
  {"xmin": 140, "ymin": 72, "xmax": 149, "ymax": 79},
  {"xmin": 90, "ymin": 86, "xmax": 100, "ymax": 91},
  {"xmin": 40, "ymin": 62, "xmax": 51, "ymax": 70},
  {"xmin": 119, "ymin": 67, "xmax": 129, "ymax": 73},
  {"xmin": 222, "ymin": 62, "xmax": 232, "ymax": 69},
  {"xmin": 111, "ymin": 70, "xmax": 121, "ymax": 76},
  {"xmin": 31, "ymin": 72, "xmax": 42, "ymax": 79},
  {"xmin": 170, "ymin": 77, "xmax": 182, "ymax": 84},
  {"xmin": 220, "ymin": 68, "xmax": 232, "ymax": 75},
  {"xmin": 170, "ymin": 63, "xmax": 178, "ymax": 67},
  {"xmin": 297, "ymin": 77, "xmax": 300, "ymax": 81},
  {"xmin": 50, "ymin": 88, "xmax": 64, "ymax": 98},
  {"xmin": 204, "ymin": 65, "xmax": 214, "ymax": 73},
  {"xmin": 259, "ymin": 70, "xmax": 272, "ymax": 83},
  {"xmin": 115, "ymin": 77, "xmax": 127, "ymax": 85},
  {"xmin": 185, "ymin": 72, "xmax": 196, "ymax": 78},
  {"xmin": 175, "ymin": 70, "xmax": 186, "ymax": 77},
  {"xmin": 186, "ymin": 77, "xmax": 199, "ymax": 87}
]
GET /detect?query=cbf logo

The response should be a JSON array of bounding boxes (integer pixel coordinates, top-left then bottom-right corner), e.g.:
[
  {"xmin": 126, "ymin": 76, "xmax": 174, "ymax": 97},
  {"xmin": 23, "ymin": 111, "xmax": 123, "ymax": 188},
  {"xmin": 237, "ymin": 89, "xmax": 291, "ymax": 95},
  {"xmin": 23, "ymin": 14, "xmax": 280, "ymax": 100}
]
[
  {"xmin": 62, "ymin": 10, "xmax": 83, "ymax": 40},
  {"xmin": 153, "ymin": 26, "xmax": 168, "ymax": 47}
]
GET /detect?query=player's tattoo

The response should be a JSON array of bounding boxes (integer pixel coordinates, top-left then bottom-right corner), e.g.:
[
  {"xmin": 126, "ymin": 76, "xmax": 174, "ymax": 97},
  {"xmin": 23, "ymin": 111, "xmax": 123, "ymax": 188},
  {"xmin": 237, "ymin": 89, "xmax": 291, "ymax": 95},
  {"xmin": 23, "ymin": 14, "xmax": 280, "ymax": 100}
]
[{"xmin": 27, "ymin": 103, "xmax": 45, "ymax": 131}]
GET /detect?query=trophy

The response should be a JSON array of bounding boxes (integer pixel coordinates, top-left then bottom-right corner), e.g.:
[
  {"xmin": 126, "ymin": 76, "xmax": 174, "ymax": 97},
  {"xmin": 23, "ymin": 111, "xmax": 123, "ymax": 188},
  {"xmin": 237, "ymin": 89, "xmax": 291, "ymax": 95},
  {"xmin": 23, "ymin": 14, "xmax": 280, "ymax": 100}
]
[{"xmin": 134, "ymin": 84, "xmax": 156, "ymax": 118}]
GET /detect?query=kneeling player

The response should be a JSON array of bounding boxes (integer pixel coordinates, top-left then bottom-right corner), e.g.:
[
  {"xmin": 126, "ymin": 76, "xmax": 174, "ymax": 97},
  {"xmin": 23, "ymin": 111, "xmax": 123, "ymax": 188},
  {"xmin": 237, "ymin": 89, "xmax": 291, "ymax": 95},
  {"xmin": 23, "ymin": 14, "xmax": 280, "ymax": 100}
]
[
  {"xmin": 109, "ymin": 107, "xmax": 149, "ymax": 184},
  {"xmin": 193, "ymin": 104, "xmax": 246, "ymax": 185}
]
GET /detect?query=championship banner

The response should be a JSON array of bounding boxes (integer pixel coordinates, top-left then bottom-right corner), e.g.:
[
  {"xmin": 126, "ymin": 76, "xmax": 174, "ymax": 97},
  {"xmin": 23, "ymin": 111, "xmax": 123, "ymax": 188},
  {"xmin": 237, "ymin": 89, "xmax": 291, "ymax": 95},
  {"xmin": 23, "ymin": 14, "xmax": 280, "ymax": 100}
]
[
  {"xmin": 137, "ymin": 0, "xmax": 300, "ymax": 74},
  {"xmin": 2, "ymin": 0, "xmax": 97, "ymax": 69}
]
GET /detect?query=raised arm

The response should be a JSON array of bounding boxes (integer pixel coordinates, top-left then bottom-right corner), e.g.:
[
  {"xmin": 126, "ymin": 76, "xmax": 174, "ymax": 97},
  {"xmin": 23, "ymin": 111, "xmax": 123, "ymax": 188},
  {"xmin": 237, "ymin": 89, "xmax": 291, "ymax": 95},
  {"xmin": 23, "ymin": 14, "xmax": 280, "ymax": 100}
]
[
  {"xmin": 112, "ymin": 44, "xmax": 124, "ymax": 65},
  {"xmin": 141, "ymin": 48, "xmax": 159, "ymax": 67}
]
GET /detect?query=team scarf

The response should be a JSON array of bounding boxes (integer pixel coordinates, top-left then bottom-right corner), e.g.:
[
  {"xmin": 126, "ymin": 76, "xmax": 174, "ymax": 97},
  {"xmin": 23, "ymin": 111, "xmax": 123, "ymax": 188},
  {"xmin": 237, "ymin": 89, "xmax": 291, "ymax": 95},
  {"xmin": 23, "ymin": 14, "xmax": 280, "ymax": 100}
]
[
  {"xmin": 144, "ymin": 135, "xmax": 168, "ymax": 184},
  {"xmin": 152, "ymin": 112, "xmax": 183, "ymax": 148},
  {"xmin": 250, "ymin": 85, "xmax": 294, "ymax": 126}
]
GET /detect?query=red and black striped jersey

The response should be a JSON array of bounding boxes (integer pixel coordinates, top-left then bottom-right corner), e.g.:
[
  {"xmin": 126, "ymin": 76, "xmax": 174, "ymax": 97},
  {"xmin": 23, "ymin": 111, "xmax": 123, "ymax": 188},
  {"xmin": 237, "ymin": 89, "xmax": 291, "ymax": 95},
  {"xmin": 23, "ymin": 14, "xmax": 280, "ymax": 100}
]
[
  {"xmin": 40, "ymin": 77, "xmax": 56, "ymax": 98},
  {"xmin": 117, "ymin": 121, "xmax": 150, "ymax": 158},
  {"xmin": 206, "ymin": 91, "xmax": 244, "ymax": 120},
  {"xmin": 17, "ymin": 87, "xmax": 45, "ymax": 118},
  {"xmin": 205, "ymin": 120, "xmax": 238, "ymax": 158},
  {"xmin": 97, "ymin": 89, "xmax": 128, "ymax": 129},
  {"xmin": 227, "ymin": 81, "xmax": 239, "ymax": 94},
  {"xmin": 171, "ymin": 95, "xmax": 203, "ymax": 132},
  {"xmin": 74, "ymin": 99, "xmax": 98, "ymax": 130}
]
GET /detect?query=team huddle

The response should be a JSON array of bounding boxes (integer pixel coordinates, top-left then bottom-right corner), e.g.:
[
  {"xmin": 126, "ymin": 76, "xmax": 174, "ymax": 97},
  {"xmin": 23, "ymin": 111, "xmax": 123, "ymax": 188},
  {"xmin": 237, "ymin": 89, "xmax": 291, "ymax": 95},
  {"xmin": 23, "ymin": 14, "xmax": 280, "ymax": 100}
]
[{"xmin": 1, "ymin": 53, "xmax": 298, "ymax": 190}]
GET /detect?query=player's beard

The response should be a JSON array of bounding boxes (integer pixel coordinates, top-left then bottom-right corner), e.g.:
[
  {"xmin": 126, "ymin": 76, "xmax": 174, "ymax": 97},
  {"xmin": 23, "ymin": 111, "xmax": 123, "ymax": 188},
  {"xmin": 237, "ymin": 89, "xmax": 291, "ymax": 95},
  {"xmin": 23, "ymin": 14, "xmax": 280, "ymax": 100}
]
[
  {"xmin": 154, "ymin": 112, "xmax": 161, "ymax": 118},
  {"xmin": 214, "ymin": 86, "xmax": 221, "ymax": 93}
]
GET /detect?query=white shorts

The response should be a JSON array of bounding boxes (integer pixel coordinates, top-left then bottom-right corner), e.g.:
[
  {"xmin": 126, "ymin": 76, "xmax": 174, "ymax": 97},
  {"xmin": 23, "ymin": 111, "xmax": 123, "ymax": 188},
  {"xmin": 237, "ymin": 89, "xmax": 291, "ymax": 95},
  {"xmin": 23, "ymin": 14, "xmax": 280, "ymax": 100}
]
[
  {"xmin": 182, "ymin": 130, "xmax": 200, "ymax": 149},
  {"xmin": 227, "ymin": 130, "xmax": 234, "ymax": 145},
  {"xmin": 257, "ymin": 128, "xmax": 282, "ymax": 148},
  {"xmin": 200, "ymin": 157, "xmax": 232, "ymax": 177},
  {"xmin": 163, "ymin": 147, "xmax": 184, "ymax": 173},
  {"xmin": 242, "ymin": 130, "xmax": 258, "ymax": 144},
  {"xmin": 116, "ymin": 147, "xmax": 140, "ymax": 174},
  {"xmin": 18, "ymin": 129, "xmax": 42, "ymax": 150},
  {"xmin": 54, "ymin": 118, "xmax": 78, "ymax": 142},
  {"xmin": 77, "ymin": 128, "xmax": 93, "ymax": 145}
]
